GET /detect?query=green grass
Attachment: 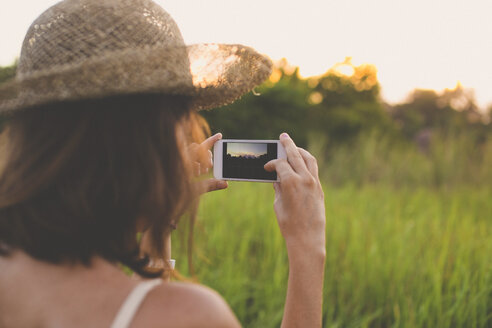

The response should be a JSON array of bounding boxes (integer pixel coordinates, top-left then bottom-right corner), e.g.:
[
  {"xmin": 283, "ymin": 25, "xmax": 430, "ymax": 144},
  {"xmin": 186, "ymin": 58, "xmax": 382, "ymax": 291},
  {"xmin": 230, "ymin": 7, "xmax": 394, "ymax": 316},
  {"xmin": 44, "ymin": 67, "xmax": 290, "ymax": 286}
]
[
  {"xmin": 312, "ymin": 131, "xmax": 492, "ymax": 188},
  {"xmin": 173, "ymin": 183, "xmax": 492, "ymax": 327},
  {"xmin": 172, "ymin": 133, "xmax": 492, "ymax": 327}
]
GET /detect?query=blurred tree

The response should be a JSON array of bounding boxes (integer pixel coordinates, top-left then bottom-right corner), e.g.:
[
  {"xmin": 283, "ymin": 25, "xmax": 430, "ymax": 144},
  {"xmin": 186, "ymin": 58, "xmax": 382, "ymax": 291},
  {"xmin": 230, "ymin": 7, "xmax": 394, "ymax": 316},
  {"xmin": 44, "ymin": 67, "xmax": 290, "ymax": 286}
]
[
  {"xmin": 202, "ymin": 60, "xmax": 312, "ymax": 147},
  {"xmin": 305, "ymin": 57, "xmax": 395, "ymax": 143},
  {"xmin": 308, "ymin": 57, "xmax": 380, "ymax": 107},
  {"xmin": 202, "ymin": 57, "xmax": 394, "ymax": 147},
  {"xmin": 391, "ymin": 84, "xmax": 489, "ymax": 140}
]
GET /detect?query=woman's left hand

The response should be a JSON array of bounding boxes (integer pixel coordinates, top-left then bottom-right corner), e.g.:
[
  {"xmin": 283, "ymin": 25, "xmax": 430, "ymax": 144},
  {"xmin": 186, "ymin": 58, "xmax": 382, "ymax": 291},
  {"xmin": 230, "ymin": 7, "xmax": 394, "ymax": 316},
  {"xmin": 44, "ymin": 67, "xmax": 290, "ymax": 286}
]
[{"xmin": 188, "ymin": 132, "xmax": 228, "ymax": 194}]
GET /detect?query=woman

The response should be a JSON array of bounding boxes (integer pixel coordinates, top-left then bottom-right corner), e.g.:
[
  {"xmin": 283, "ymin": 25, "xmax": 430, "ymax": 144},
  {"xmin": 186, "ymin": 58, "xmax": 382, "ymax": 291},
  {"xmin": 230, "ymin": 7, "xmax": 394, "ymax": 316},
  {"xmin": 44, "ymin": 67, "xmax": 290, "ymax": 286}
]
[{"xmin": 0, "ymin": 0, "xmax": 326, "ymax": 327}]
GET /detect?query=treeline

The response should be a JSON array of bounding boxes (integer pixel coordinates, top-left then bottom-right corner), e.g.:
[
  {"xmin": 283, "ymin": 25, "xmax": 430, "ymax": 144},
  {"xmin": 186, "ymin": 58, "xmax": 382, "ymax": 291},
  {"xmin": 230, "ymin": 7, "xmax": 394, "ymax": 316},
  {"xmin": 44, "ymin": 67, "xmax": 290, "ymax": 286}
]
[
  {"xmin": 1, "ymin": 59, "xmax": 491, "ymax": 187},
  {"xmin": 202, "ymin": 58, "xmax": 491, "ymax": 148},
  {"xmin": 1, "ymin": 58, "xmax": 490, "ymax": 145},
  {"xmin": 201, "ymin": 58, "xmax": 492, "ymax": 187}
]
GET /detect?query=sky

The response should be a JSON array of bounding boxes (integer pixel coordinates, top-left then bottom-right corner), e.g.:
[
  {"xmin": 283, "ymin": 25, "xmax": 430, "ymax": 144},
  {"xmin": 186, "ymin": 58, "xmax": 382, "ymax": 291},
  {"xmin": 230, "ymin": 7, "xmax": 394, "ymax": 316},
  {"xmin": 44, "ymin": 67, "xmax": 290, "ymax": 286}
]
[
  {"xmin": 1, "ymin": 0, "xmax": 492, "ymax": 109},
  {"xmin": 227, "ymin": 143, "xmax": 267, "ymax": 158}
]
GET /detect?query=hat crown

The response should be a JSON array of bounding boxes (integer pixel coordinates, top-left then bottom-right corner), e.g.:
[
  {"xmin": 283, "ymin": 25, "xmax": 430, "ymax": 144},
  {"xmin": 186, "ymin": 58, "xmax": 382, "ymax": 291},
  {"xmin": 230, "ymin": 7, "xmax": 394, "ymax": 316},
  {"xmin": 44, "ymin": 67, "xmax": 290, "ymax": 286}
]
[{"xmin": 18, "ymin": 0, "xmax": 185, "ymax": 77}]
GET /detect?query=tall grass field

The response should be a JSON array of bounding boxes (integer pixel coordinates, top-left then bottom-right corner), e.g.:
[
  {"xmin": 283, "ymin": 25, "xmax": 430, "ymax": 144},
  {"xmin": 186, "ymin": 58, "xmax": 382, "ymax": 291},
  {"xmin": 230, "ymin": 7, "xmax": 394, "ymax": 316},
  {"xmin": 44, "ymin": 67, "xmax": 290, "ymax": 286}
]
[
  {"xmin": 173, "ymin": 136, "xmax": 492, "ymax": 327},
  {"xmin": 174, "ymin": 184, "xmax": 491, "ymax": 327}
]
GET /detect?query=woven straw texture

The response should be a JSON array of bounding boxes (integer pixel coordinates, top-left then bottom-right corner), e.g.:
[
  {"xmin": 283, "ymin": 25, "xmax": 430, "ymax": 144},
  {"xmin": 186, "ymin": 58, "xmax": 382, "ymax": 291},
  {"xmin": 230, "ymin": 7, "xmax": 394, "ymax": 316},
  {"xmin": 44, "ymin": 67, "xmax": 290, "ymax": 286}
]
[{"xmin": 0, "ymin": 0, "xmax": 272, "ymax": 112}]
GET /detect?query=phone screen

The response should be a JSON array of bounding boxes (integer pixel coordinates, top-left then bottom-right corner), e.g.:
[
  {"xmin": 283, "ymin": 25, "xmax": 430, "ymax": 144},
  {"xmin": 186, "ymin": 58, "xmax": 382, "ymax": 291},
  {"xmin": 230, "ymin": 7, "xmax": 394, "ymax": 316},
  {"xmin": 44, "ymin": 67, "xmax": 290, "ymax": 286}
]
[{"xmin": 222, "ymin": 142, "xmax": 278, "ymax": 181}]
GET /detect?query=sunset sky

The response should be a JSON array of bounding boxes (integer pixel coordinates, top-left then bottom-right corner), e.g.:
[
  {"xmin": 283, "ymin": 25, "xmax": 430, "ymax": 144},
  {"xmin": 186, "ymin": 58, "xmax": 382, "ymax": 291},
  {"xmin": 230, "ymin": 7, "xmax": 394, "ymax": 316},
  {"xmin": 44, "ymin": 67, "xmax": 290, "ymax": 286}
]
[
  {"xmin": 2, "ymin": 0, "xmax": 492, "ymax": 109},
  {"xmin": 227, "ymin": 142, "xmax": 268, "ymax": 158}
]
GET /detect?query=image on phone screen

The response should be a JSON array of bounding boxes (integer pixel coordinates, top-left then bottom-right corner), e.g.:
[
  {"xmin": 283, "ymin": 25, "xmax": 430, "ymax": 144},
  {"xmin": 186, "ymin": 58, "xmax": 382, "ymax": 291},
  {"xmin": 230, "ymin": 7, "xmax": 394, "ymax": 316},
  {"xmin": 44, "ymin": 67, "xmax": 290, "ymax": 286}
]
[{"xmin": 222, "ymin": 142, "xmax": 277, "ymax": 181}]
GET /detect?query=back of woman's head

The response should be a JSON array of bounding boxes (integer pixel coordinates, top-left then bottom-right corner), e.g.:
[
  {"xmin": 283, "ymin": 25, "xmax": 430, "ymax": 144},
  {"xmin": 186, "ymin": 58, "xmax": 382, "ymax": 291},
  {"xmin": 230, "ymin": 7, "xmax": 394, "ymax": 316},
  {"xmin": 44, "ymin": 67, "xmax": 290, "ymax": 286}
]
[{"xmin": 0, "ymin": 94, "xmax": 207, "ymax": 277}]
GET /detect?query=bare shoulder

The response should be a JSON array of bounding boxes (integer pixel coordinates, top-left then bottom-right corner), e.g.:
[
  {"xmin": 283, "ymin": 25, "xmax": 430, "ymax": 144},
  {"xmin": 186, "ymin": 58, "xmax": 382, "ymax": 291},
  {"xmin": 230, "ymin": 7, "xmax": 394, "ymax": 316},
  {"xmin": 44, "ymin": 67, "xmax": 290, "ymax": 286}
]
[{"xmin": 131, "ymin": 281, "xmax": 241, "ymax": 328}]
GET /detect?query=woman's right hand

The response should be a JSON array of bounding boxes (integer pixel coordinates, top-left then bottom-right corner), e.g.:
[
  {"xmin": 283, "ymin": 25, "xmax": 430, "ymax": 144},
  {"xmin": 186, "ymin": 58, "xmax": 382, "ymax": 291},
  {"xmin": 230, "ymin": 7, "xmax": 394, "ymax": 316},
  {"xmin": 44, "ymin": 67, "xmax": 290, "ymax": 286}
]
[
  {"xmin": 264, "ymin": 133, "xmax": 326, "ymax": 328},
  {"xmin": 264, "ymin": 133, "xmax": 326, "ymax": 257}
]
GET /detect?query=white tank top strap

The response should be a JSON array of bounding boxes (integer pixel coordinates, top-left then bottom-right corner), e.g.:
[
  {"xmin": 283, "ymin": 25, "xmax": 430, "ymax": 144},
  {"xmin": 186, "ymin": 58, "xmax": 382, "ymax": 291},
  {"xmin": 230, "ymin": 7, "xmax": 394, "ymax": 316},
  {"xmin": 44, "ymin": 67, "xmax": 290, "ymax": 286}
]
[{"xmin": 110, "ymin": 278, "xmax": 162, "ymax": 328}]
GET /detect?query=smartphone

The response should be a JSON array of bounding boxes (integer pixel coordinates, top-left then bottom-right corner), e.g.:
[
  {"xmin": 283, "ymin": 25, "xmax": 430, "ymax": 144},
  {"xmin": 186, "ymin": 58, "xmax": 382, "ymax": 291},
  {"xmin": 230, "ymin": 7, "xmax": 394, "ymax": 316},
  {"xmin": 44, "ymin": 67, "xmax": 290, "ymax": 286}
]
[{"xmin": 213, "ymin": 139, "xmax": 287, "ymax": 182}]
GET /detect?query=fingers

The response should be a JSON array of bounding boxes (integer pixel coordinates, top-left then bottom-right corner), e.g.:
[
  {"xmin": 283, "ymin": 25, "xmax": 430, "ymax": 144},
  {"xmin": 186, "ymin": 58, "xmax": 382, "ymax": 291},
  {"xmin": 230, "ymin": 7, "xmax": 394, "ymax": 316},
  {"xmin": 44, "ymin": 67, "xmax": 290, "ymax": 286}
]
[
  {"xmin": 265, "ymin": 135, "xmax": 320, "ymax": 190},
  {"xmin": 264, "ymin": 158, "xmax": 296, "ymax": 183},
  {"xmin": 279, "ymin": 133, "xmax": 308, "ymax": 175},
  {"xmin": 187, "ymin": 143, "xmax": 200, "ymax": 162},
  {"xmin": 201, "ymin": 133, "xmax": 222, "ymax": 151},
  {"xmin": 197, "ymin": 150, "xmax": 213, "ymax": 172},
  {"xmin": 192, "ymin": 162, "xmax": 201, "ymax": 177},
  {"xmin": 273, "ymin": 181, "xmax": 281, "ymax": 194},
  {"xmin": 199, "ymin": 133, "xmax": 220, "ymax": 169},
  {"xmin": 264, "ymin": 158, "xmax": 289, "ymax": 173},
  {"xmin": 192, "ymin": 160, "xmax": 212, "ymax": 177},
  {"xmin": 196, "ymin": 178, "xmax": 228, "ymax": 195},
  {"xmin": 206, "ymin": 149, "xmax": 213, "ymax": 169},
  {"xmin": 188, "ymin": 133, "xmax": 220, "ymax": 175},
  {"xmin": 297, "ymin": 147, "xmax": 319, "ymax": 178}
]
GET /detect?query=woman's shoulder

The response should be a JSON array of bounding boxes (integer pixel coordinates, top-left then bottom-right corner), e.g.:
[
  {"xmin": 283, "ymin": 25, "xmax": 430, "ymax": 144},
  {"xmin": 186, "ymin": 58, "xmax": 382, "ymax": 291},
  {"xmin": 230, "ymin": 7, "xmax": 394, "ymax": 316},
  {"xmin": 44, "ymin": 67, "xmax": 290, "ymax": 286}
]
[{"xmin": 131, "ymin": 280, "xmax": 241, "ymax": 328}]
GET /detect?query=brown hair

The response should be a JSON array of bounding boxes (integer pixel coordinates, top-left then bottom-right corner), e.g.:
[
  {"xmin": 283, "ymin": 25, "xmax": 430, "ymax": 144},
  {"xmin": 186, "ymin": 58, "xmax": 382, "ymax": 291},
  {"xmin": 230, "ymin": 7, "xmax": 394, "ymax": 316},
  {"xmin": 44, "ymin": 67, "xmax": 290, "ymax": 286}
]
[{"xmin": 0, "ymin": 94, "xmax": 208, "ymax": 277}]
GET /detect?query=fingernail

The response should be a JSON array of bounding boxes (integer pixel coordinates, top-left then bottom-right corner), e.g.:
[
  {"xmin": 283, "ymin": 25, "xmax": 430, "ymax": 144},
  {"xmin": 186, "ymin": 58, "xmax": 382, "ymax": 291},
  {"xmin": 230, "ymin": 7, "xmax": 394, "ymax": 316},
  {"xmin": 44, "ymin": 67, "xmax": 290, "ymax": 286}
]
[
  {"xmin": 280, "ymin": 132, "xmax": 289, "ymax": 139},
  {"xmin": 215, "ymin": 133, "xmax": 222, "ymax": 139},
  {"xmin": 218, "ymin": 180, "xmax": 228, "ymax": 189}
]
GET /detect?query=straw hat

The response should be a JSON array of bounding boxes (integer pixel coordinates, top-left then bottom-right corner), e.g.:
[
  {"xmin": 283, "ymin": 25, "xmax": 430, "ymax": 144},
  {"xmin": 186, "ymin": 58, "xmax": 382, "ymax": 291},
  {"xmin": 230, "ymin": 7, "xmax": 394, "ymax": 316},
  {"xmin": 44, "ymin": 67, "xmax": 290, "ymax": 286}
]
[{"xmin": 0, "ymin": 0, "xmax": 272, "ymax": 112}]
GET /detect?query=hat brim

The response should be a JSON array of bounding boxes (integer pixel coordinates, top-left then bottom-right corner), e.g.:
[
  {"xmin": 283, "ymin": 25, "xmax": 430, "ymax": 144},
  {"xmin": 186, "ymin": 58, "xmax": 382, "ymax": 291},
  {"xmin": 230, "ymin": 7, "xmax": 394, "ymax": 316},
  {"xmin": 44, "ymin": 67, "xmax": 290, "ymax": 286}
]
[{"xmin": 0, "ymin": 43, "xmax": 272, "ymax": 113}]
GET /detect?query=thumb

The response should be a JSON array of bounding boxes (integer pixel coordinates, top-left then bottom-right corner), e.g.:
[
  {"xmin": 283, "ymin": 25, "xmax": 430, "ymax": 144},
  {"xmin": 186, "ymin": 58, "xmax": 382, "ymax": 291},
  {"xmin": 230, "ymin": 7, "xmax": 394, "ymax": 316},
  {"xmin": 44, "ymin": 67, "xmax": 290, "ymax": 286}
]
[
  {"xmin": 264, "ymin": 159, "xmax": 280, "ymax": 172},
  {"xmin": 197, "ymin": 178, "xmax": 228, "ymax": 195}
]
